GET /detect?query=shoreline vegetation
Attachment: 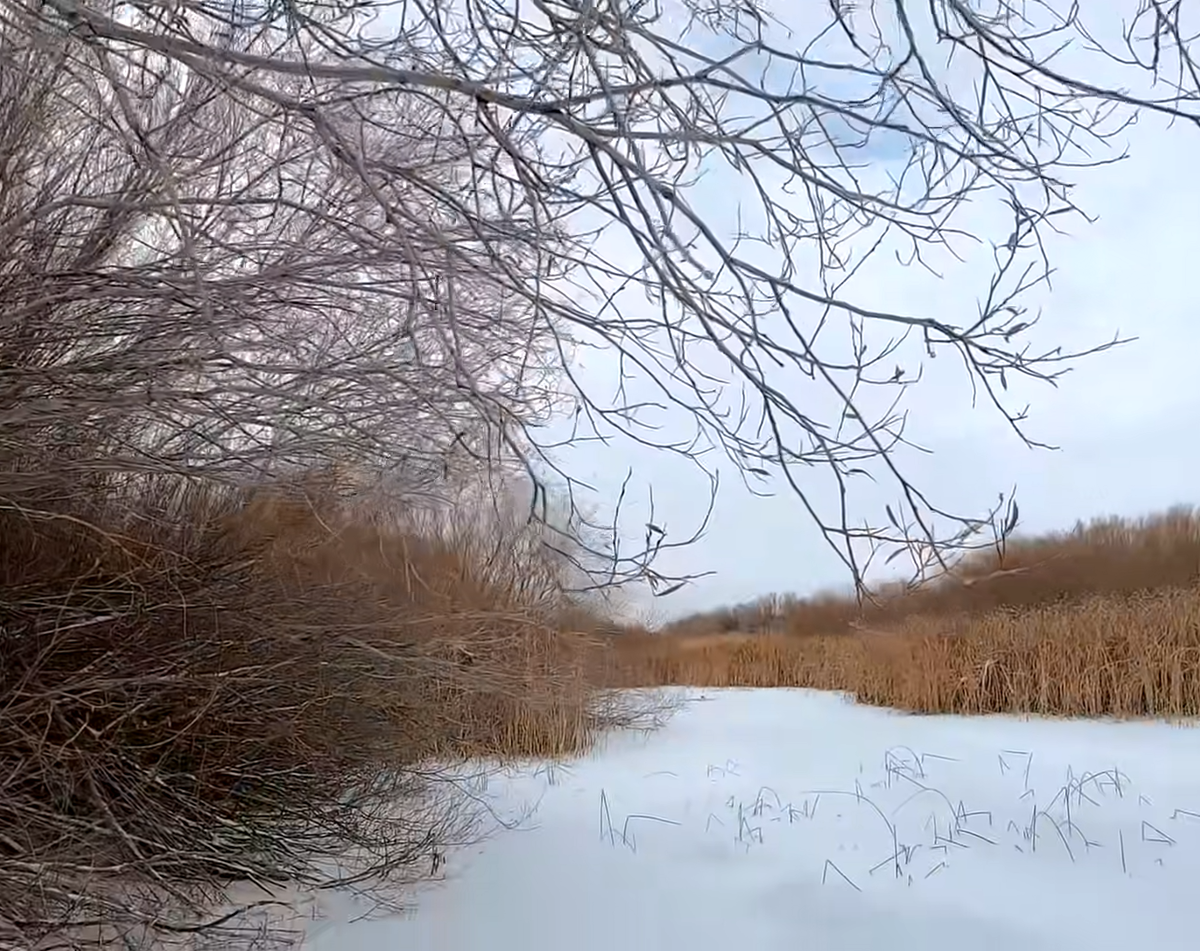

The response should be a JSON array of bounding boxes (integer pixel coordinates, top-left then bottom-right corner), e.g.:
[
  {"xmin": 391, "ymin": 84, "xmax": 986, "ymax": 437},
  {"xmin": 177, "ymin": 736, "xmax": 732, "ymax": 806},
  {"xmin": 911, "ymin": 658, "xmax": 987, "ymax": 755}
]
[
  {"xmin": 0, "ymin": 469, "xmax": 658, "ymax": 949},
  {"xmin": 610, "ymin": 508, "xmax": 1200, "ymax": 720},
  {"xmin": 5, "ymin": 475, "xmax": 1197, "ymax": 947}
]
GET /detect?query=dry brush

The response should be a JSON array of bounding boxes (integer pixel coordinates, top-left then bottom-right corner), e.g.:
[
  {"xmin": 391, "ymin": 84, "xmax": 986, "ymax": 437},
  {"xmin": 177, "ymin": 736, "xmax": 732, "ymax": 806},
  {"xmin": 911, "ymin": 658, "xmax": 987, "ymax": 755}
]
[
  {"xmin": 614, "ymin": 509, "xmax": 1200, "ymax": 720},
  {"xmin": 0, "ymin": 470, "xmax": 638, "ymax": 950}
]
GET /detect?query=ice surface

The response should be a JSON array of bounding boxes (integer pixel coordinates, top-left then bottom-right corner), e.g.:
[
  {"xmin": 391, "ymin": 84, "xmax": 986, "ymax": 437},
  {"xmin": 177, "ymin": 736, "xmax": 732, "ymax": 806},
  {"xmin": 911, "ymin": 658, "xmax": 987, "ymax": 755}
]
[{"xmin": 304, "ymin": 689, "xmax": 1200, "ymax": 950}]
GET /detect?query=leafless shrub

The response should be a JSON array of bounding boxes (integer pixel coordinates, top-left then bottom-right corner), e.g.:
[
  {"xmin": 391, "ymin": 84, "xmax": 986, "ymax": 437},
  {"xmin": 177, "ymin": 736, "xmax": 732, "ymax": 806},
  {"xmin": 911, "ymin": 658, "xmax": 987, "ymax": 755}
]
[
  {"xmin": 0, "ymin": 10, "xmax": 549, "ymax": 489},
  {"xmin": 0, "ymin": 3, "xmax": 678, "ymax": 944},
  {"xmin": 0, "ymin": 469, "xmax": 626, "ymax": 950}
]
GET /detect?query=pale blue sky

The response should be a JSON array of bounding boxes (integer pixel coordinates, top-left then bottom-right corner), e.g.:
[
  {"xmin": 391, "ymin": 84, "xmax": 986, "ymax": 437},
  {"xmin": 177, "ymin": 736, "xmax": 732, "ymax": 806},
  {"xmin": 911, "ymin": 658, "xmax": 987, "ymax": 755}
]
[{"xmin": 534, "ymin": 1, "xmax": 1200, "ymax": 621}]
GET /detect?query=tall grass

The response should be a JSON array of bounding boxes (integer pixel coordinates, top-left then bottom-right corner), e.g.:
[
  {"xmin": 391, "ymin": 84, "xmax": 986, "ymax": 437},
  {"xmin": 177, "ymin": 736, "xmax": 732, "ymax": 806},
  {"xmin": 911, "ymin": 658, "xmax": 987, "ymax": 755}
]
[
  {"xmin": 612, "ymin": 509, "xmax": 1200, "ymax": 720},
  {"xmin": 662, "ymin": 507, "xmax": 1200, "ymax": 640},
  {"xmin": 0, "ymin": 468, "xmax": 637, "ymax": 949}
]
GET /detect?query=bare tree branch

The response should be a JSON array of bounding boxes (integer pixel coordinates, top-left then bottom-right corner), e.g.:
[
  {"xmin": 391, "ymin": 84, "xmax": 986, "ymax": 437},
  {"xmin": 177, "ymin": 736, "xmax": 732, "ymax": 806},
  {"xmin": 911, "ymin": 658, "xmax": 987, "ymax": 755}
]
[{"xmin": 4, "ymin": 0, "xmax": 1192, "ymax": 588}]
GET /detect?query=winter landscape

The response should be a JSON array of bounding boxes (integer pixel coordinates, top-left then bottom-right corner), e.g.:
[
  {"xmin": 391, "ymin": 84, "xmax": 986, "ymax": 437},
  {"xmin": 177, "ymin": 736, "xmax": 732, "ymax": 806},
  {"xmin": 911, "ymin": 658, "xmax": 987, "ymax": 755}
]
[{"xmin": 2, "ymin": 0, "xmax": 1199, "ymax": 949}]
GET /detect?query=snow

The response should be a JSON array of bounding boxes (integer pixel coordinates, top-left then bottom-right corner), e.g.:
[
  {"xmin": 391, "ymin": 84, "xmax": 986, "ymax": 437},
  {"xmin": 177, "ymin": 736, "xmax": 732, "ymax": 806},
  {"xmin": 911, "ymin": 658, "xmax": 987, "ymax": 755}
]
[{"xmin": 305, "ymin": 689, "xmax": 1200, "ymax": 950}]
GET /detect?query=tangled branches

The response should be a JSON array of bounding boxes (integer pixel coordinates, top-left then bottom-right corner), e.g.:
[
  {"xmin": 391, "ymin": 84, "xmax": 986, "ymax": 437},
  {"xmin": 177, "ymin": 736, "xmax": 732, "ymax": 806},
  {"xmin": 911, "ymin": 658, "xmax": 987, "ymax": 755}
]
[
  {"xmin": 10, "ymin": 0, "xmax": 1195, "ymax": 583},
  {"xmin": 0, "ymin": 475, "xmax": 618, "ymax": 949}
]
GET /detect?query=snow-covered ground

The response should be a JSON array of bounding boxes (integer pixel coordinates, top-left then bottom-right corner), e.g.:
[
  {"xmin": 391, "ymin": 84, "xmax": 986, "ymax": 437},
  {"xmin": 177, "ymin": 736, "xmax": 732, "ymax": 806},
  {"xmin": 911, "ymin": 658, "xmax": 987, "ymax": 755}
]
[{"xmin": 307, "ymin": 689, "xmax": 1200, "ymax": 950}]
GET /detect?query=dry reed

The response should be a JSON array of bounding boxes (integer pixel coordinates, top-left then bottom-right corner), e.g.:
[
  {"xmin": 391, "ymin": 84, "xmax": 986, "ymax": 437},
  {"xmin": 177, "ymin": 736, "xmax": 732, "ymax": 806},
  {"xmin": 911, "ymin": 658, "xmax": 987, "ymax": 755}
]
[
  {"xmin": 611, "ymin": 509, "xmax": 1200, "ymax": 720},
  {"xmin": 0, "ymin": 470, "xmax": 627, "ymax": 950}
]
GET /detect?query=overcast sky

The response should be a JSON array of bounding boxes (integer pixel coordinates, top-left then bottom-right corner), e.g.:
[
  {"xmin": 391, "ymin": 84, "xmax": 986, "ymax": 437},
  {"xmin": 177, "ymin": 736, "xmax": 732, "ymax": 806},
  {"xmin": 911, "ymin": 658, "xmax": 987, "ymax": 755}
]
[{"xmin": 527, "ymin": 1, "xmax": 1200, "ymax": 622}]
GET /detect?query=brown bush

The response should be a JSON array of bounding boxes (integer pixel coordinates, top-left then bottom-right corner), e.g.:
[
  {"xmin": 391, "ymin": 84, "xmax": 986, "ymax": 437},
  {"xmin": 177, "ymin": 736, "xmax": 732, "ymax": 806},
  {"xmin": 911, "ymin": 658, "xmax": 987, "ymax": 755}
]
[
  {"xmin": 0, "ymin": 9, "xmax": 688, "ymax": 947},
  {"xmin": 0, "ymin": 471, "xmax": 620, "ymax": 949}
]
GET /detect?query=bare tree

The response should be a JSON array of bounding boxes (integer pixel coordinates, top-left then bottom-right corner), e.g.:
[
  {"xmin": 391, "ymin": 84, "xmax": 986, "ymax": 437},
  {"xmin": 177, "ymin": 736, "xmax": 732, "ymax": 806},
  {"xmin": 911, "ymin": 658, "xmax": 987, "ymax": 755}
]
[
  {"xmin": 0, "ymin": 0, "xmax": 563, "ymax": 505},
  {"xmin": 8, "ymin": 0, "xmax": 1190, "ymax": 593},
  {"xmin": 0, "ymin": 21, "xmax": 618, "ymax": 944}
]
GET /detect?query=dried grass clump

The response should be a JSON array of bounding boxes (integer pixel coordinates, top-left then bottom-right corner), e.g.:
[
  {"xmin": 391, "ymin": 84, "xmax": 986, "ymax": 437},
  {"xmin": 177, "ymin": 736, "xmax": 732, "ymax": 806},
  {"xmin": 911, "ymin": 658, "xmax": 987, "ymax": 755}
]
[{"xmin": 0, "ymin": 470, "xmax": 614, "ymax": 949}]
